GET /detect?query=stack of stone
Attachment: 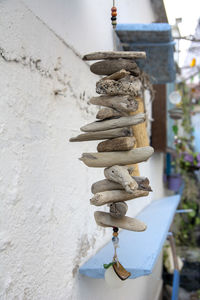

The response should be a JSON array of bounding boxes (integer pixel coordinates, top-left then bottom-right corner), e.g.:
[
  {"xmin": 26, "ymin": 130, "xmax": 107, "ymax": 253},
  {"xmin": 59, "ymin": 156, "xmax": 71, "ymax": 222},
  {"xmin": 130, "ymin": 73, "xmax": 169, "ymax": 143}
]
[
  {"xmin": 70, "ymin": 51, "xmax": 154, "ymax": 232},
  {"xmin": 168, "ymin": 107, "xmax": 183, "ymax": 120}
]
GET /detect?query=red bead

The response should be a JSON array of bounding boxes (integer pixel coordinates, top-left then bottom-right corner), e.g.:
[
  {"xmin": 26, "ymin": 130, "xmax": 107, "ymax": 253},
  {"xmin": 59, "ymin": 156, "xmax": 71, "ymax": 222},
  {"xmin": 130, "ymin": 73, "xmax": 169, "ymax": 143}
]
[{"xmin": 111, "ymin": 6, "xmax": 117, "ymax": 12}]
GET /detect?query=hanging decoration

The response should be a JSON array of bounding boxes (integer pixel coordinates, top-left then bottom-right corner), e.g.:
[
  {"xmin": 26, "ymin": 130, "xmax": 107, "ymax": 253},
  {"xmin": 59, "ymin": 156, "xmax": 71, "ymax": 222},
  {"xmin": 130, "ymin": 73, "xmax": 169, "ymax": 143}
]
[
  {"xmin": 169, "ymin": 91, "xmax": 182, "ymax": 105},
  {"xmin": 70, "ymin": 50, "xmax": 154, "ymax": 281},
  {"xmin": 168, "ymin": 91, "xmax": 183, "ymax": 120},
  {"xmin": 111, "ymin": 0, "xmax": 117, "ymax": 29}
]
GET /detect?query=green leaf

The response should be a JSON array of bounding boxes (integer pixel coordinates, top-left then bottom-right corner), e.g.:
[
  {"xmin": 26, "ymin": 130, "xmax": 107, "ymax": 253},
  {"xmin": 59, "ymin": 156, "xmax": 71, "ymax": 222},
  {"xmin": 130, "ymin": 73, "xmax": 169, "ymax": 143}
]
[
  {"xmin": 195, "ymin": 217, "xmax": 200, "ymax": 225},
  {"xmin": 172, "ymin": 125, "xmax": 178, "ymax": 135},
  {"xmin": 189, "ymin": 211, "xmax": 195, "ymax": 218},
  {"xmin": 103, "ymin": 262, "xmax": 115, "ymax": 269}
]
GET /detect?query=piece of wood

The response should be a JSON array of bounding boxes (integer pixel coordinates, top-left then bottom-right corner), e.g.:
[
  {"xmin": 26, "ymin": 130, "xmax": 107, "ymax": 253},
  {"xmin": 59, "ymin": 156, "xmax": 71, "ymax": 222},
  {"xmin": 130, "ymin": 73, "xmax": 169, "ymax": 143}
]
[
  {"xmin": 80, "ymin": 195, "xmax": 181, "ymax": 279},
  {"xmin": 91, "ymin": 177, "xmax": 152, "ymax": 194},
  {"xmin": 131, "ymin": 98, "xmax": 149, "ymax": 148},
  {"xmin": 82, "ymin": 51, "xmax": 146, "ymax": 61},
  {"xmin": 125, "ymin": 166, "xmax": 135, "ymax": 174},
  {"xmin": 133, "ymin": 176, "xmax": 152, "ymax": 191},
  {"xmin": 130, "ymin": 97, "xmax": 150, "ymax": 176},
  {"xmin": 79, "ymin": 146, "xmax": 154, "ymax": 168},
  {"xmin": 96, "ymin": 77, "xmax": 142, "ymax": 96},
  {"xmin": 109, "ymin": 202, "xmax": 128, "ymax": 218},
  {"xmin": 94, "ymin": 211, "xmax": 147, "ymax": 232},
  {"xmin": 113, "ymin": 262, "xmax": 131, "ymax": 280},
  {"xmin": 130, "ymin": 144, "xmax": 140, "ymax": 177},
  {"xmin": 96, "ymin": 107, "xmax": 123, "ymax": 120},
  {"xmin": 102, "ymin": 69, "xmax": 130, "ymax": 81},
  {"xmin": 90, "ymin": 59, "xmax": 140, "ymax": 76},
  {"xmin": 169, "ymin": 113, "xmax": 183, "ymax": 119},
  {"xmin": 69, "ymin": 127, "xmax": 133, "ymax": 142},
  {"xmin": 81, "ymin": 114, "xmax": 145, "ymax": 132},
  {"xmin": 152, "ymin": 84, "xmax": 166, "ymax": 152},
  {"xmin": 97, "ymin": 136, "xmax": 135, "ymax": 152},
  {"xmin": 91, "ymin": 179, "xmax": 124, "ymax": 194},
  {"xmin": 90, "ymin": 190, "xmax": 149, "ymax": 206},
  {"xmin": 90, "ymin": 95, "xmax": 138, "ymax": 113},
  {"xmin": 104, "ymin": 165, "xmax": 138, "ymax": 194}
]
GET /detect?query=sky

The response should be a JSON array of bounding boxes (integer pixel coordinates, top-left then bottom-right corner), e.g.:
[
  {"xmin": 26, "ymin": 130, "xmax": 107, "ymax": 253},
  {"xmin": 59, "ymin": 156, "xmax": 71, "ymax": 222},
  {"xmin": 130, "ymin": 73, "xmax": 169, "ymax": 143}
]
[{"xmin": 164, "ymin": 0, "xmax": 200, "ymax": 67}]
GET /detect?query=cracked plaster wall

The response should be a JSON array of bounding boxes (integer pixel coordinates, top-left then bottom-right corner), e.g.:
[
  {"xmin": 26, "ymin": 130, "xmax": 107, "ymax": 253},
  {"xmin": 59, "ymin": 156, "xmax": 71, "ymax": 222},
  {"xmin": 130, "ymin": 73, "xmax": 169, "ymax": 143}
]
[{"xmin": 0, "ymin": 1, "xmax": 165, "ymax": 299}]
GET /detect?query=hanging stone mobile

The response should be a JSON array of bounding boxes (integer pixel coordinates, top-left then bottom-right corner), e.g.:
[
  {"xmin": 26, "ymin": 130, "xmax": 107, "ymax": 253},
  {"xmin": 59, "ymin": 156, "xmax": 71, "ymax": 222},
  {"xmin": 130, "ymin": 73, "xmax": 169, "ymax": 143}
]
[{"xmin": 69, "ymin": 50, "xmax": 154, "ymax": 281}]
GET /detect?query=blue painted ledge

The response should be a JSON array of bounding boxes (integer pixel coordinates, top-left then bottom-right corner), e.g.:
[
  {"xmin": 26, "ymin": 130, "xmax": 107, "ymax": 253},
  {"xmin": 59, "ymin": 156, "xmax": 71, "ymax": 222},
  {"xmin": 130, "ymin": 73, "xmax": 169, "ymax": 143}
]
[{"xmin": 79, "ymin": 195, "xmax": 180, "ymax": 279}]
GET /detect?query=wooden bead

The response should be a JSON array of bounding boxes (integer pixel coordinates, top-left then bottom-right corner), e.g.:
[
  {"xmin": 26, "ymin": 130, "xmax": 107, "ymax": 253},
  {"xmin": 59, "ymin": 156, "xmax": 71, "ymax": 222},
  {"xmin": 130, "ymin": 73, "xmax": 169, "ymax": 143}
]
[
  {"xmin": 111, "ymin": 7, "xmax": 117, "ymax": 12},
  {"xmin": 111, "ymin": 12, "xmax": 117, "ymax": 17},
  {"xmin": 113, "ymin": 227, "xmax": 119, "ymax": 232},
  {"xmin": 112, "ymin": 21, "xmax": 117, "ymax": 25}
]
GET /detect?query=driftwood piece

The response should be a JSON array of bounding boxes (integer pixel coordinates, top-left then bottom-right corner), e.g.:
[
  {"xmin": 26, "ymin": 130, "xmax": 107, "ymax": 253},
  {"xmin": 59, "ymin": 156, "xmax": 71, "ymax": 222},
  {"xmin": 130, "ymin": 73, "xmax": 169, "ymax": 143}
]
[
  {"xmin": 131, "ymin": 98, "xmax": 149, "ymax": 148},
  {"xmin": 102, "ymin": 69, "xmax": 130, "ymax": 81},
  {"xmin": 90, "ymin": 95, "xmax": 138, "ymax": 113},
  {"xmin": 91, "ymin": 179, "xmax": 124, "ymax": 194},
  {"xmin": 129, "ymin": 97, "xmax": 150, "ymax": 176},
  {"xmin": 109, "ymin": 202, "xmax": 128, "ymax": 218},
  {"xmin": 94, "ymin": 211, "xmax": 147, "ymax": 232},
  {"xmin": 91, "ymin": 177, "xmax": 152, "ymax": 194},
  {"xmin": 168, "ymin": 108, "xmax": 183, "ymax": 114},
  {"xmin": 133, "ymin": 176, "xmax": 152, "ymax": 191},
  {"xmin": 90, "ymin": 190, "xmax": 149, "ymax": 206},
  {"xmin": 69, "ymin": 127, "xmax": 133, "ymax": 142},
  {"xmin": 125, "ymin": 166, "xmax": 135, "ymax": 174},
  {"xmin": 97, "ymin": 137, "xmax": 135, "ymax": 152},
  {"xmin": 113, "ymin": 261, "xmax": 131, "ymax": 280},
  {"xmin": 82, "ymin": 51, "xmax": 146, "ymax": 61},
  {"xmin": 96, "ymin": 77, "xmax": 142, "ymax": 96},
  {"xmin": 90, "ymin": 59, "xmax": 140, "ymax": 76},
  {"xmin": 81, "ymin": 114, "xmax": 145, "ymax": 132},
  {"xmin": 104, "ymin": 165, "xmax": 138, "ymax": 193},
  {"xmin": 79, "ymin": 146, "xmax": 154, "ymax": 168},
  {"xmin": 96, "ymin": 107, "xmax": 123, "ymax": 120}
]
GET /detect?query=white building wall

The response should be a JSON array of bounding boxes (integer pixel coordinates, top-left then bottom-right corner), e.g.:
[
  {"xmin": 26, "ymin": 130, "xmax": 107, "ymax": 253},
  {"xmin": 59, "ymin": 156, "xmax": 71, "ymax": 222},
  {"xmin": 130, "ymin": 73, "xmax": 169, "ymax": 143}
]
[
  {"xmin": 0, "ymin": 1, "xmax": 165, "ymax": 299},
  {"xmin": 23, "ymin": 0, "xmax": 155, "ymax": 54}
]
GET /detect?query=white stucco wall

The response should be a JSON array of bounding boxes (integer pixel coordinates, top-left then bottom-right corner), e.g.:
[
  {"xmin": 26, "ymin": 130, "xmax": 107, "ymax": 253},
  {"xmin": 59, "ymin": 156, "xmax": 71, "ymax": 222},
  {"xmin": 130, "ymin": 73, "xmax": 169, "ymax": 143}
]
[
  {"xmin": 0, "ymin": 1, "xmax": 165, "ymax": 299},
  {"xmin": 23, "ymin": 0, "xmax": 155, "ymax": 54}
]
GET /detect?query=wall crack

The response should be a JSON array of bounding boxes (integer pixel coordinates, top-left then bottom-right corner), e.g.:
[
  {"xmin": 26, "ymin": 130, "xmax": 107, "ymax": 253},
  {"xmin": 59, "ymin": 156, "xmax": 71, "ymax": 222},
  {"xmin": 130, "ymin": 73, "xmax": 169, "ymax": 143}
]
[{"xmin": 0, "ymin": 47, "xmax": 52, "ymax": 78}]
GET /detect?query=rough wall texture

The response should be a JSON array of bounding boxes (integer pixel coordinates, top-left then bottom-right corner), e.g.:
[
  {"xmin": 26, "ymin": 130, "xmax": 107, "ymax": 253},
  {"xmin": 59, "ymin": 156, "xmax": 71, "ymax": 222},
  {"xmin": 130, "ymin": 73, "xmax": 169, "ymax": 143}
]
[
  {"xmin": 0, "ymin": 1, "xmax": 102, "ymax": 298},
  {"xmin": 0, "ymin": 1, "xmax": 165, "ymax": 299}
]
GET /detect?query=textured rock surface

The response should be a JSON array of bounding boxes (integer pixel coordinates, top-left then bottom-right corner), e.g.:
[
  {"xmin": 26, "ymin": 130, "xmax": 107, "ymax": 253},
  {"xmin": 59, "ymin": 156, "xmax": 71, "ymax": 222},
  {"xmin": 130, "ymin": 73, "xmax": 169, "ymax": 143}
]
[
  {"xmin": 90, "ymin": 59, "xmax": 140, "ymax": 76},
  {"xmin": 0, "ymin": 1, "xmax": 103, "ymax": 299},
  {"xmin": 96, "ymin": 77, "xmax": 142, "ymax": 96}
]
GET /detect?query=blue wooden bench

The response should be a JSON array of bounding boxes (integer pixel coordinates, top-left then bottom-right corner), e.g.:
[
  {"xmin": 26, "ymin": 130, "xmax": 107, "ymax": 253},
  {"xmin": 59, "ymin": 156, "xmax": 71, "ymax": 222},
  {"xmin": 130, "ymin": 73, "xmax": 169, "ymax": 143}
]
[{"xmin": 79, "ymin": 195, "xmax": 180, "ymax": 279}]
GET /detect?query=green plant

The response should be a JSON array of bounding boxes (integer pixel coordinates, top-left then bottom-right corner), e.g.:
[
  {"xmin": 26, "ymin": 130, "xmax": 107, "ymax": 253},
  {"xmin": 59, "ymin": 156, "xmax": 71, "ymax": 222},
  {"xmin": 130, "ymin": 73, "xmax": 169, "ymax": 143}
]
[{"xmin": 171, "ymin": 82, "xmax": 200, "ymax": 246}]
